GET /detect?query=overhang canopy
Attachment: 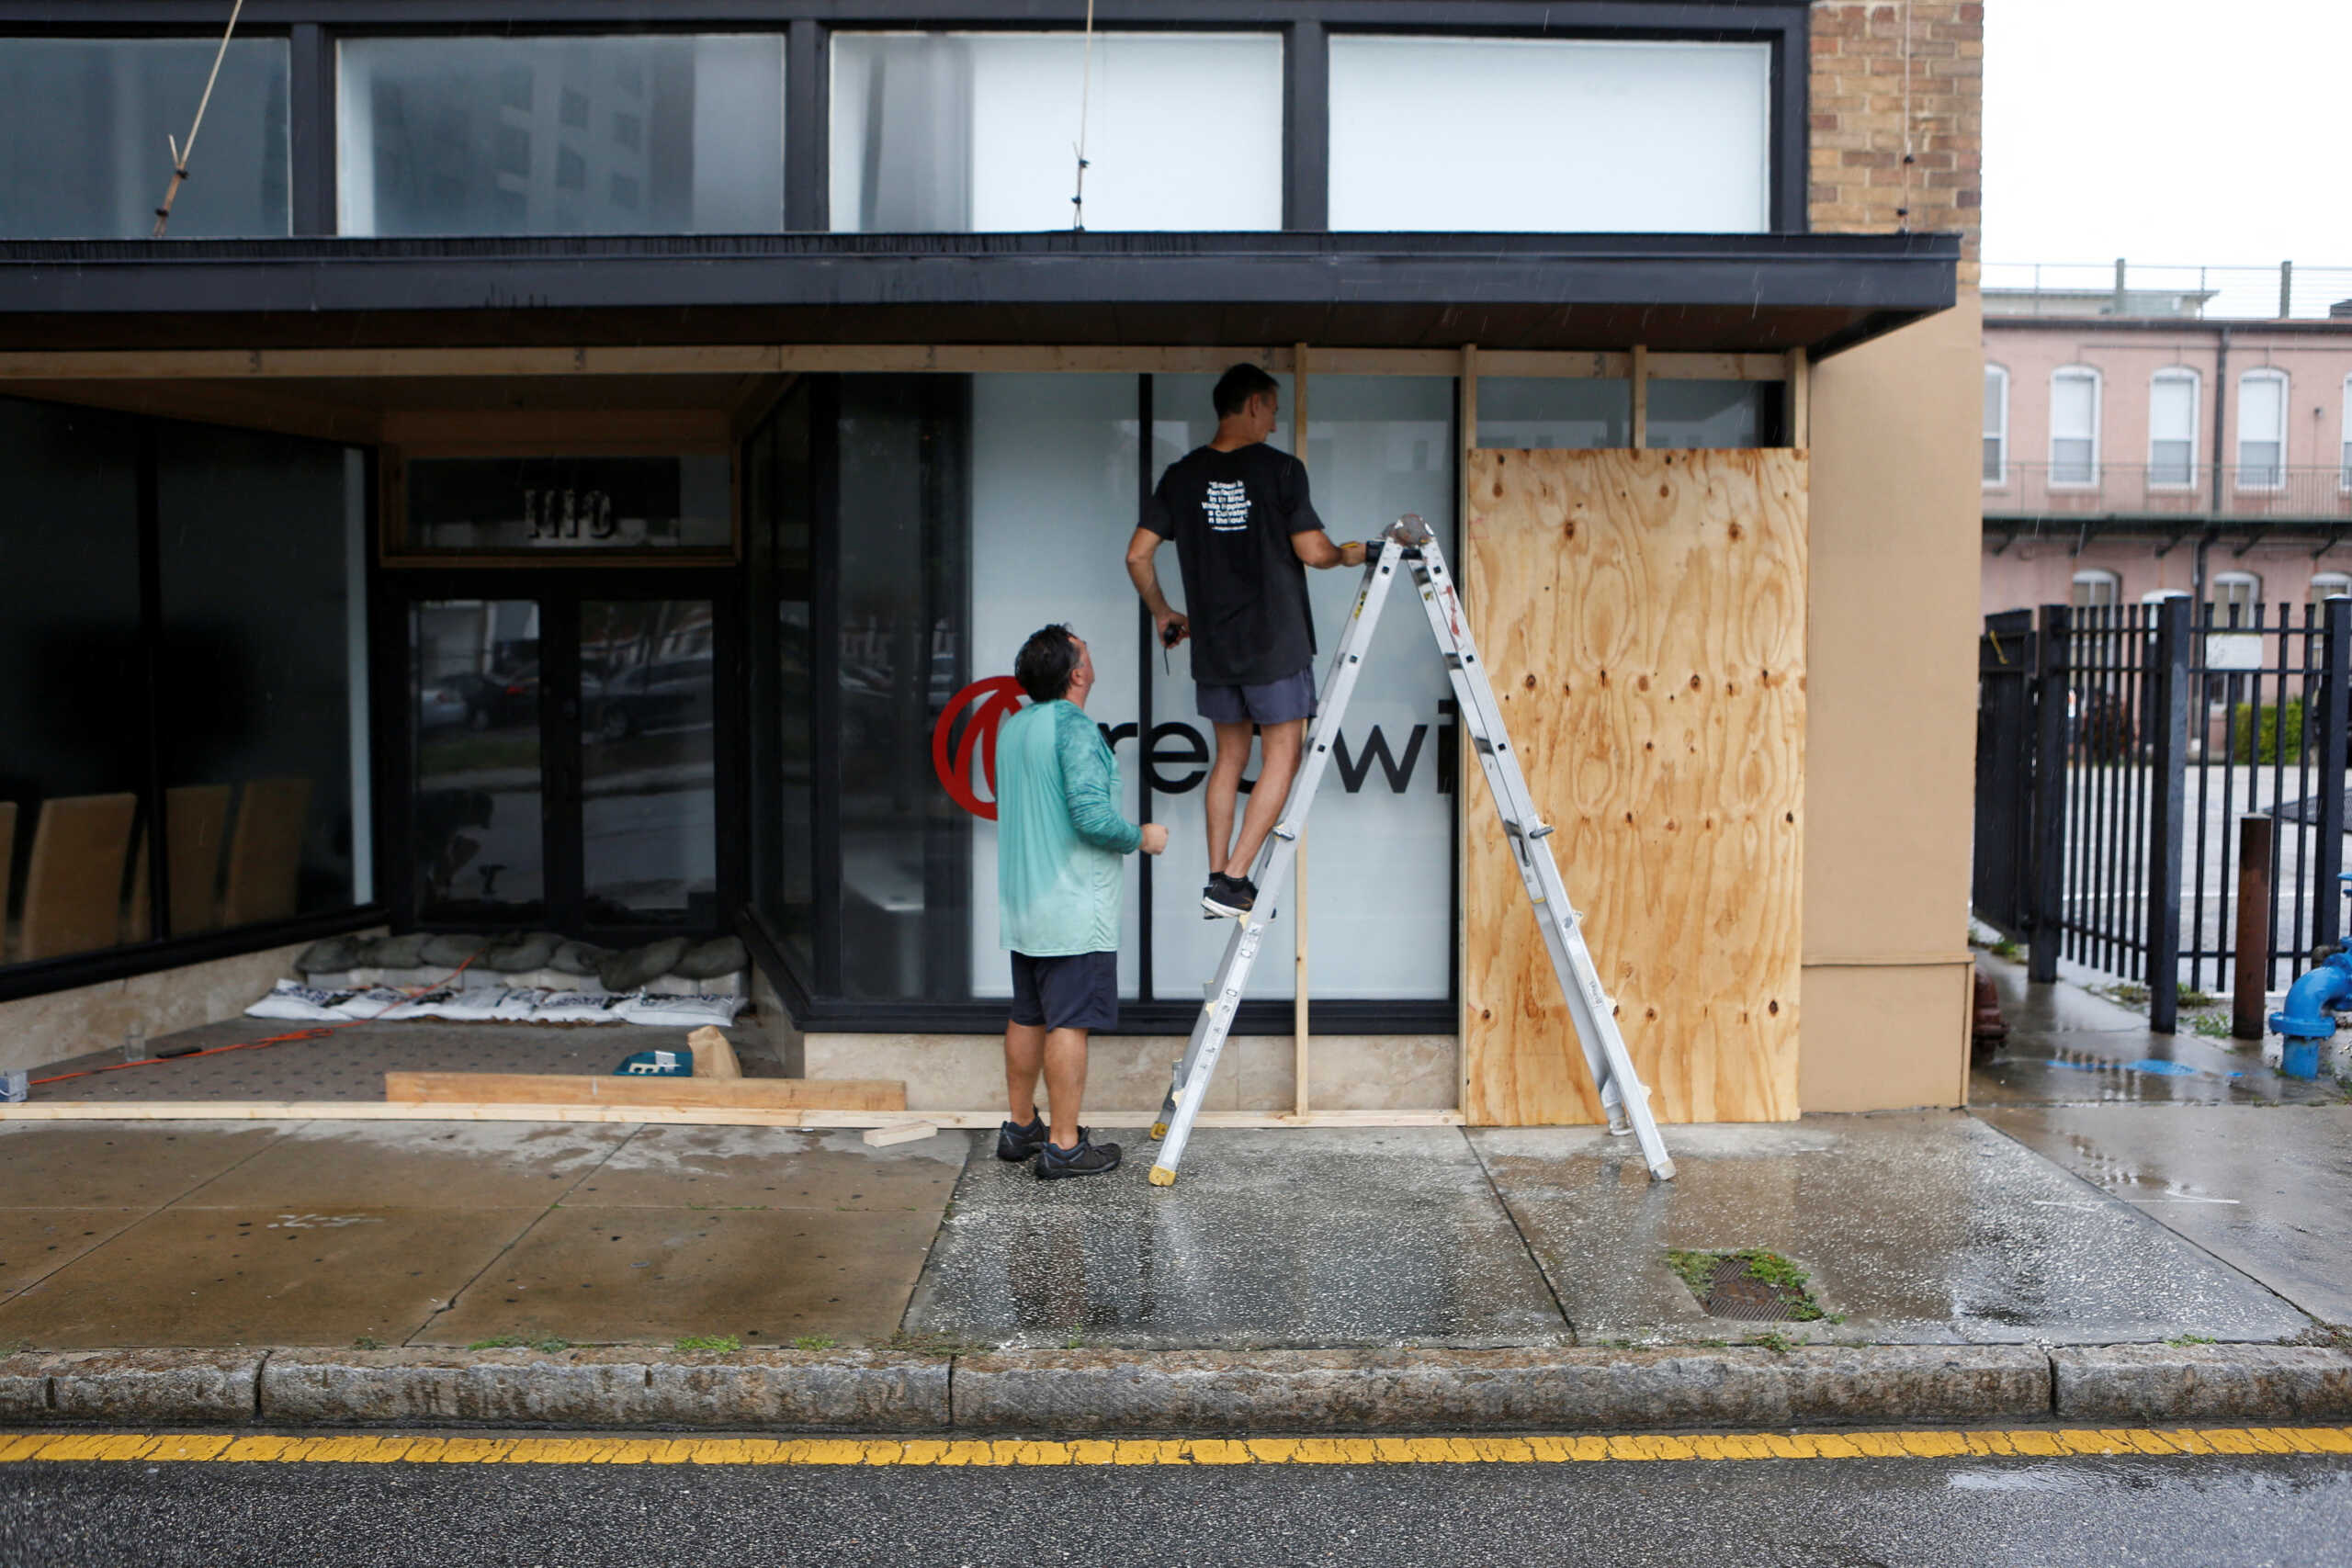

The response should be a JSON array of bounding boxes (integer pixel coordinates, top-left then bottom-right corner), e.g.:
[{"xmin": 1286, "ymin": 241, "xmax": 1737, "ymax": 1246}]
[{"xmin": 0, "ymin": 231, "xmax": 1958, "ymax": 358}]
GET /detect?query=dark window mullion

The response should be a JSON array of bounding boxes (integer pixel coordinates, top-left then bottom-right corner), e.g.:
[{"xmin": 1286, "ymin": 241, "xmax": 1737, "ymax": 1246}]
[
  {"xmin": 1136, "ymin": 372, "xmax": 1156, "ymax": 1001},
  {"xmin": 786, "ymin": 17, "xmax": 828, "ymax": 231},
  {"xmin": 135, "ymin": 423, "xmax": 172, "ymax": 945},
  {"xmin": 289, "ymin": 22, "xmax": 334, "ymax": 235},
  {"xmin": 1282, "ymin": 18, "xmax": 1329, "ymax": 231}
]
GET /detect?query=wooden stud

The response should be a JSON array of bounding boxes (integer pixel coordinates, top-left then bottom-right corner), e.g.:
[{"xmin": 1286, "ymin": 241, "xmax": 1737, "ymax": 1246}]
[
  {"xmin": 0, "ymin": 1102, "xmax": 1465, "ymax": 1130},
  {"xmin": 1786, "ymin": 348, "xmax": 1811, "ymax": 448},
  {"xmin": 383, "ymin": 1071, "xmax": 904, "ymax": 1112},
  {"xmin": 861, "ymin": 1121, "xmax": 941, "ymax": 1146},
  {"xmin": 1636, "ymin": 345, "xmax": 1656, "ymax": 451},
  {"xmin": 1293, "ymin": 342, "xmax": 1313, "ymax": 1117},
  {"xmin": 1457, "ymin": 344, "xmax": 1478, "ymax": 1114},
  {"xmin": 0, "ymin": 344, "xmax": 1794, "ymax": 387}
]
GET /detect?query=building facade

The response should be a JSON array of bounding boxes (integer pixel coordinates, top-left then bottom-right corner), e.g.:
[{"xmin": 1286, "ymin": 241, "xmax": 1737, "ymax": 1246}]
[
  {"xmin": 0, "ymin": 1, "xmax": 1983, "ymax": 1120},
  {"xmin": 1981, "ymin": 283, "xmax": 2352, "ymax": 617}
]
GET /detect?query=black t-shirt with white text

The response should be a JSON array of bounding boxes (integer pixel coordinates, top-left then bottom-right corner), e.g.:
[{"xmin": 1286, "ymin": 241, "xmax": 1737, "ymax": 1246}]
[{"xmin": 1139, "ymin": 443, "xmax": 1328, "ymax": 687}]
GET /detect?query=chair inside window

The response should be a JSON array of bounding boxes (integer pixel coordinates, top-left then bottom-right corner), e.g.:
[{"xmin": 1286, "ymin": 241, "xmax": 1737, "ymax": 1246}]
[
  {"xmin": 220, "ymin": 777, "xmax": 314, "ymax": 928},
  {"xmin": 17, "ymin": 793, "xmax": 140, "ymax": 962},
  {"xmin": 123, "ymin": 784, "xmax": 236, "ymax": 942}
]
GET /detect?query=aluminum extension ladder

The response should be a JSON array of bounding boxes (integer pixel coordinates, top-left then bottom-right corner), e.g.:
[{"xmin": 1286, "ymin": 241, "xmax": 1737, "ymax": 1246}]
[{"xmin": 1147, "ymin": 513, "xmax": 1678, "ymax": 1188}]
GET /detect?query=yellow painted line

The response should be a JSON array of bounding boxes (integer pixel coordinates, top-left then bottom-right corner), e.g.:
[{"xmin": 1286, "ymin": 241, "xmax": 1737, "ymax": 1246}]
[{"xmin": 4, "ymin": 1427, "xmax": 2351, "ymax": 1467}]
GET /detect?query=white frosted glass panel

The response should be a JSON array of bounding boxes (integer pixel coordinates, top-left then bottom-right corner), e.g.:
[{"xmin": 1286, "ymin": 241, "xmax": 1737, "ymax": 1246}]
[
  {"xmin": 1330, "ymin": 37, "xmax": 1770, "ymax": 232},
  {"xmin": 967, "ymin": 375, "xmax": 1143, "ymax": 997},
  {"xmin": 1476, "ymin": 379, "xmax": 1630, "ymax": 449},
  {"xmin": 339, "ymin": 36, "xmax": 784, "ymax": 236},
  {"xmin": 0, "ymin": 39, "xmax": 288, "ymax": 237},
  {"xmin": 831, "ymin": 33, "xmax": 1282, "ymax": 231},
  {"xmin": 1650, "ymin": 380, "xmax": 1771, "ymax": 449},
  {"xmin": 1298, "ymin": 378, "xmax": 1455, "ymax": 1000}
]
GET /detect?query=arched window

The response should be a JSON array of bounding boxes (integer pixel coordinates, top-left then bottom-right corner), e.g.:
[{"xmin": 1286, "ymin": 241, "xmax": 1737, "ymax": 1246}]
[
  {"xmin": 1983, "ymin": 364, "xmax": 2009, "ymax": 486},
  {"xmin": 2148, "ymin": 368, "xmax": 2199, "ymax": 489},
  {"xmin": 2050, "ymin": 367, "xmax": 2101, "ymax": 487},
  {"xmin": 2210, "ymin": 570, "xmax": 2262, "ymax": 623},
  {"xmin": 2237, "ymin": 369, "xmax": 2288, "ymax": 491},
  {"xmin": 2070, "ymin": 569, "xmax": 2120, "ymax": 610},
  {"xmin": 2311, "ymin": 573, "xmax": 2352, "ymax": 606}
]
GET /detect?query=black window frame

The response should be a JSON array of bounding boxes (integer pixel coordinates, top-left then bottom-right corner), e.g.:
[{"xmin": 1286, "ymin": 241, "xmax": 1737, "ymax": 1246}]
[{"xmin": 0, "ymin": 4, "xmax": 1810, "ymax": 239}]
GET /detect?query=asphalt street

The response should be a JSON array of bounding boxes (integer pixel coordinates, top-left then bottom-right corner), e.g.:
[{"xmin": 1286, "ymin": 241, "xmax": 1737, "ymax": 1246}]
[{"xmin": 3, "ymin": 1445, "xmax": 2349, "ymax": 1567}]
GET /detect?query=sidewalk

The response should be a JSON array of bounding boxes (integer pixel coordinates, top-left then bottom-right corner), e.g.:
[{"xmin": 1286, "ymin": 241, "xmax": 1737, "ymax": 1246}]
[{"xmin": 0, "ymin": 972, "xmax": 2346, "ymax": 1432}]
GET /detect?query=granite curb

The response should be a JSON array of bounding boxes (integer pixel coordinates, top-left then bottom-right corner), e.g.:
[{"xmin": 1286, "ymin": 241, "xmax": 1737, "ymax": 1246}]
[{"xmin": 3, "ymin": 1343, "xmax": 2348, "ymax": 1432}]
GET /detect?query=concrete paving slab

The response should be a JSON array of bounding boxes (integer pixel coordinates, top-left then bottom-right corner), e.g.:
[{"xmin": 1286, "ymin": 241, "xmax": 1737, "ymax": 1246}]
[
  {"xmin": 1969, "ymin": 952, "xmax": 2335, "ymax": 1107},
  {"xmin": 180, "ymin": 1121, "xmax": 633, "ymax": 1212},
  {"xmin": 417, "ymin": 1204, "xmax": 941, "ymax": 1348},
  {"xmin": 0, "ymin": 1206, "xmax": 541, "ymax": 1348},
  {"xmin": 1978, "ymin": 1103, "xmax": 2352, "ymax": 1326},
  {"xmin": 1473, "ymin": 1111, "xmax": 2313, "ymax": 1346},
  {"xmin": 0, "ymin": 1210, "xmax": 150, "ymax": 1302},
  {"xmin": 570, "ymin": 1125, "xmax": 965, "ymax": 1213},
  {"xmin": 0, "ymin": 1122, "xmax": 286, "ymax": 1208},
  {"xmin": 905, "ymin": 1127, "xmax": 1568, "ymax": 1349}
]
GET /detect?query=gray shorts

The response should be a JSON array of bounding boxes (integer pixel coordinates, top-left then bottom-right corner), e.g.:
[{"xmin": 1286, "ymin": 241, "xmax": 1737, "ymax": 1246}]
[{"xmin": 1196, "ymin": 668, "xmax": 1317, "ymax": 726}]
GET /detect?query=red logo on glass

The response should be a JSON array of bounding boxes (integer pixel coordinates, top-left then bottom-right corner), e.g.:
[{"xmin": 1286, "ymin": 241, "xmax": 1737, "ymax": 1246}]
[{"xmin": 931, "ymin": 676, "xmax": 1028, "ymax": 820}]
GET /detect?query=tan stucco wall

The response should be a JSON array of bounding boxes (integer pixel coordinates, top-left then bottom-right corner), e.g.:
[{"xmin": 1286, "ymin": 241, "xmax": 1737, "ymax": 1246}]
[
  {"xmin": 1799, "ymin": 290, "xmax": 1984, "ymax": 1112},
  {"xmin": 0, "ymin": 937, "xmax": 333, "ymax": 1075}
]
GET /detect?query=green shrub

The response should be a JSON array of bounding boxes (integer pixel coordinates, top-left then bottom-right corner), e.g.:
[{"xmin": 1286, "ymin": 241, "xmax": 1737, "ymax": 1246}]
[{"xmin": 2232, "ymin": 698, "xmax": 2306, "ymax": 764}]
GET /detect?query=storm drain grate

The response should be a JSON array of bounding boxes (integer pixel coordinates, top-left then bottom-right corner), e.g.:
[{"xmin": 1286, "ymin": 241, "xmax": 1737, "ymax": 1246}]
[{"xmin": 1666, "ymin": 1248, "xmax": 1825, "ymax": 1324}]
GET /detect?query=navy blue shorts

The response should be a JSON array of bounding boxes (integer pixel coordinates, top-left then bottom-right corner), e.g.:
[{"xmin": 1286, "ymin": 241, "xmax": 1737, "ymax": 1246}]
[
  {"xmin": 1196, "ymin": 668, "xmax": 1317, "ymax": 726},
  {"xmin": 1009, "ymin": 950, "xmax": 1121, "ymax": 1032}
]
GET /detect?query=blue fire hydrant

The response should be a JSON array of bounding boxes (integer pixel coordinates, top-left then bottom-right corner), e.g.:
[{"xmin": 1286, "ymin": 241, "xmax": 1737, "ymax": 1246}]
[{"xmin": 2267, "ymin": 874, "xmax": 2352, "ymax": 1080}]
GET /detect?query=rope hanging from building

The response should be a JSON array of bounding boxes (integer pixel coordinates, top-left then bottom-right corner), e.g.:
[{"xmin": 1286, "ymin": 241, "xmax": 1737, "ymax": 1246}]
[
  {"xmin": 153, "ymin": 0, "xmax": 248, "ymax": 238},
  {"xmin": 1070, "ymin": 0, "xmax": 1097, "ymax": 231}
]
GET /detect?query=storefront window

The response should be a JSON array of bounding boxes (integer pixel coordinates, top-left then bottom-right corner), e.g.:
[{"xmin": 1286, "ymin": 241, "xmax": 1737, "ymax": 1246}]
[
  {"xmin": 1476, "ymin": 379, "xmax": 1630, "ymax": 449},
  {"xmin": 338, "ymin": 36, "xmax": 786, "ymax": 236},
  {"xmin": 1651, "ymin": 380, "xmax": 1777, "ymax": 448},
  {"xmin": 0, "ymin": 399, "xmax": 369, "ymax": 977},
  {"xmin": 0, "ymin": 38, "xmax": 288, "ymax": 238},
  {"xmin": 412, "ymin": 601, "xmax": 543, "ymax": 922},
  {"xmin": 1329, "ymin": 36, "xmax": 1770, "ymax": 233},
  {"xmin": 746, "ymin": 392, "xmax": 818, "ymax": 976},
  {"xmin": 830, "ymin": 33, "xmax": 1282, "ymax": 231}
]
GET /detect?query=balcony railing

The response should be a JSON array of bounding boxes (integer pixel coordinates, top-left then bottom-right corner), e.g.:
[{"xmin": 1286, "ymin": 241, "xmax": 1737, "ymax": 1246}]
[{"xmin": 1983, "ymin": 462, "xmax": 2352, "ymax": 524}]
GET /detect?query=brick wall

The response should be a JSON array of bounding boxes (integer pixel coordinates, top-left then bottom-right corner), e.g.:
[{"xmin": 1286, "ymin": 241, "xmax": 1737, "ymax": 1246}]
[{"xmin": 1809, "ymin": 2, "xmax": 1983, "ymax": 283}]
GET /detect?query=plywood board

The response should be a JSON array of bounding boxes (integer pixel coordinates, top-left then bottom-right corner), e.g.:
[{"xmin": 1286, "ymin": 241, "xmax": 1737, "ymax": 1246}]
[
  {"xmin": 382, "ymin": 1072, "xmax": 906, "ymax": 1113},
  {"xmin": 1463, "ymin": 447, "xmax": 1806, "ymax": 1125}
]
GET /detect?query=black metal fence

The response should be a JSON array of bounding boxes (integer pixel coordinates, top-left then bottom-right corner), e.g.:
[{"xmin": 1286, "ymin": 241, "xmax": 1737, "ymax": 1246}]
[{"xmin": 1972, "ymin": 596, "xmax": 2352, "ymax": 1031}]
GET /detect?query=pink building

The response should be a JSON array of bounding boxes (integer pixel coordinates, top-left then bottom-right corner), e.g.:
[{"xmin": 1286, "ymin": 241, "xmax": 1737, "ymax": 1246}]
[{"xmin": 1981, "ymin": 287, "xmax": 2352, "ymax": 620}]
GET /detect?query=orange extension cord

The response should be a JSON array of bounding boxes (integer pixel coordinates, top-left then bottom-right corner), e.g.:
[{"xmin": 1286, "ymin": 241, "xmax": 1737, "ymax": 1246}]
[{"xmin": 28, "ymin": 953, "xmax": 482, "ymax": 1089}]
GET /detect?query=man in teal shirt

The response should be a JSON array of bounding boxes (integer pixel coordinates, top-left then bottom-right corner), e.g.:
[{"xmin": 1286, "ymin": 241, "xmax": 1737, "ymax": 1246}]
[{"xmin": 994, "ymin": 624, "xmax": 1168, "ymax": 1179}]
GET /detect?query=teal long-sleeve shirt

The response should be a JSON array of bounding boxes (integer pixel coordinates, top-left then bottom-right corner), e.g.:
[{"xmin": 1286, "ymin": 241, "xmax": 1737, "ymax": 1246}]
[{"xmin": 995, "ymin": 698, "xmax": 1141, "ymax": 957}]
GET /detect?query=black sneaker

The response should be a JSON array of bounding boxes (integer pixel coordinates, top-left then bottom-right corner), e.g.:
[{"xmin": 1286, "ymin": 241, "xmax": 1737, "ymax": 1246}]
[
  {"xmin": 1035, "ymin": 1131, "xmax": 1123, "ymax": 1180},
  {"xmin": 1201, "ymin": 873, "xmax": 1258, "ymax": 919},
  {"xmin": 996, "ymin": 1113, "xmax": 1048, "ymax": 1163}
]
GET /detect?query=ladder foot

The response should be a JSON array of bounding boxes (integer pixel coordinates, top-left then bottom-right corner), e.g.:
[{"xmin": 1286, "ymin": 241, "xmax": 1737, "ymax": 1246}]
[
  {"xmin": 1148, "ymin": 1122, "xmax": 1169, "ymax": 1141},
  {"xmin": 1148, "ymin": 1166, "xmax": 1177, "ymax": 1187},
  {"xmin": 1651, "ymin": 1158, "xmax": 1678, "ymax": 1182}
]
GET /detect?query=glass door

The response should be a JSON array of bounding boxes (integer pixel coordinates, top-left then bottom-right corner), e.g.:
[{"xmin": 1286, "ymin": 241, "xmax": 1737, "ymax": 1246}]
[{"xmin": 401, "ymin": 580, "xmax": 736, "ymax": 940}]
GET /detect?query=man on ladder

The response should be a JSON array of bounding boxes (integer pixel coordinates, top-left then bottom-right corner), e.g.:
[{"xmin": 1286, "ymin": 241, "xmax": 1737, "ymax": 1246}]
[
  {"xmin": 1124, "ymin": 363, "xmax": 1369, "ymax": 920},
  {"xmin": 1138, "ymin": 514, "xmax": 1679, "ymax": 1190}
]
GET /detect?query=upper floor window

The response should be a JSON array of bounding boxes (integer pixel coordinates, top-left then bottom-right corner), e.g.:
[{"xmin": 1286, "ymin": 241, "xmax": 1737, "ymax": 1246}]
[
  {"xmin": 2148, "ymin": 369, "xmax": 2199, "ymax": 489},
  {"xmin": 2236, "ymin": 370, "xmax": 2288, "ymax": 491},
  {"xmin": 337, "ymin": 36, "xmax": 786, "ymax": 236},
  {"xmin": 2050, "ymin": 367, "xmax": 2101, "ymax": 487},
  {"xmin": 2340, "ymin": 376, "xmax": 2351, "ymax": 492},
  {"xmin": 1983, "ymin": 365, "xmax": 2009, "ymax": 485},
  {"xmin": 2210, "ymin": 570, "xmax": 2262, "ymax": 622},
  {"xmin": 2311, "ymin": 572, "xmax": 2352, "ymax": 606},
  {"xmin": 829, "ymin": 33, "xmax": 1281, "ymax": 231},
  {"xmin": 1328, "ymin": 36, "xmax": 1770, "ymax": 233},
  {"xmin": 0, "ymin": 38, "xmax": 288, "ymax": 238},
  {"xmin": 2071, "ymin": 570, "xmax": 2120, "ymax": 610}
]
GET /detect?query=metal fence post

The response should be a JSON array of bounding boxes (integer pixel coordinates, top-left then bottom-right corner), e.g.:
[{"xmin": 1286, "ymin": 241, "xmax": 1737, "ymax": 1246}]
[
  {"xmin": 2145, "ymin": 594, "xmax": 2191, "ymax": 1032},
  {"xmin": 2029, "ymin": 603, "xmax": 2070, "ymax": 983},
  {"xmin": 2316, "ymin": 595, "xmax": 2351, "ymax": 956}
]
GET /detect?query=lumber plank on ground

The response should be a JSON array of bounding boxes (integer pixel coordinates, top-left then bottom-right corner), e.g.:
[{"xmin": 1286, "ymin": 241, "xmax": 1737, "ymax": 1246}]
[
  {"xmin": 383, "ymin": 1071, "xmax": 904, "ymax": 1112},
  {"xmin": 0, "ymin": 1103, "xmax": 1464, "ymax": 1130}
]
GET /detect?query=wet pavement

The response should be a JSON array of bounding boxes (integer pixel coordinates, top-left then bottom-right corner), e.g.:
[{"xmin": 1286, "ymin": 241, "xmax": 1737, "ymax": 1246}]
[
  {"xmin": 0, "ymin": 1121, "xmax": 958, "ymax": 1349},
  {"xmin": 904, "ymin": 1127, "xmax": 1567, "ymax": 1348},
  {"xmin": 1981, "ymin": 1103, "xmax": 2352, "ymax": 1327},
  {"xmin": 1474, "ymin": 1112, "xmax": 2312, "ymax": 1345},
  {"xmin": 1967, "ymin": 950, "xmax": 2343, "ymax": 1106}
]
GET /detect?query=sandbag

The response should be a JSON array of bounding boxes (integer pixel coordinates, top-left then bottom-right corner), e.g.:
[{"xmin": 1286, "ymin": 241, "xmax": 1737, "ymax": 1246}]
[
  {"xmin": 420, "ymin": 932, "xmax": 492, "ymax": 968},
  {"xmin": 673, "ymin": 935, "xmax": 749, "ymax": 980},
  {"xmin": 246, "ymin": 982, "xmax": 357, "ymax": 1021},
  {"xmin": 481, "ymin": 931, "xmax": 562, "ymax": 974},
  {"xmin": 619, "ymin": 992, "xmax": 750, "ymax": 1028},
  {"xmin": 294, "ymin": 936, "xmax": 364, "ymax": 976},
  {"xmin": 548, "ymin": 940, "xmax": 609, "ymax": 977},
  {"xmin": 597, "ymin": 938, "xmax": 690, "ymax": 993},
  {"xmin": 529, "ymin": 990, "xmax": 638, "ymax": 1025}
]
